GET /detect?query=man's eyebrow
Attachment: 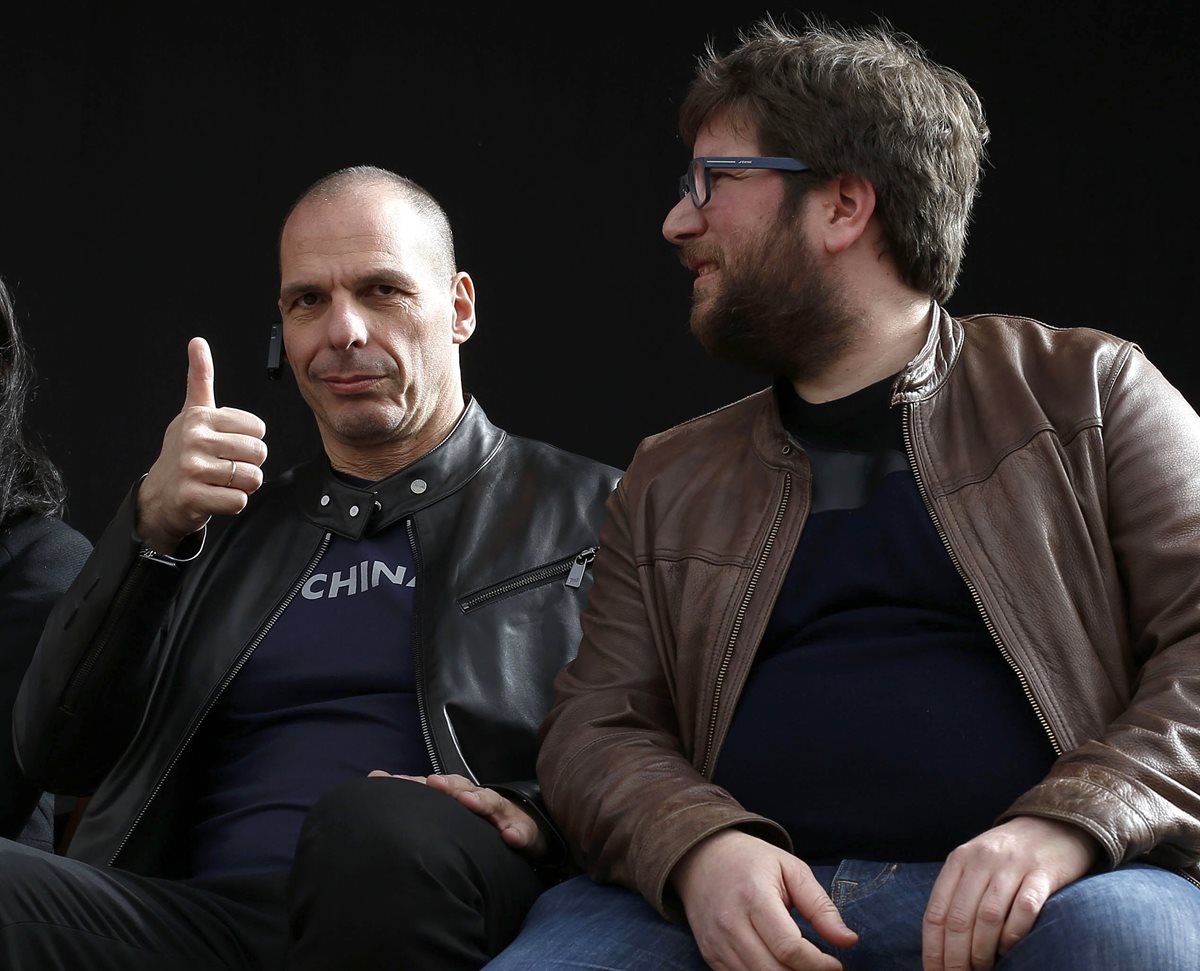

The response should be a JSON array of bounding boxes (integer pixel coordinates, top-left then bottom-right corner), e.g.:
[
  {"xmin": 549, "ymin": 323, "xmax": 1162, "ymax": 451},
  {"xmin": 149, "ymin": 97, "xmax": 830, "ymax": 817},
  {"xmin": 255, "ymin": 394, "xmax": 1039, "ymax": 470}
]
[
  {"xmin": 279, "ymin": 271, "xmax": 421, "ymax": 304},
  {"xmin": 279, "ymin": 280, "xmax": 318, "ymax": 304},
  {"xmin": 356, "ymin": 270, "xmax": 420, "ymax": 292}
]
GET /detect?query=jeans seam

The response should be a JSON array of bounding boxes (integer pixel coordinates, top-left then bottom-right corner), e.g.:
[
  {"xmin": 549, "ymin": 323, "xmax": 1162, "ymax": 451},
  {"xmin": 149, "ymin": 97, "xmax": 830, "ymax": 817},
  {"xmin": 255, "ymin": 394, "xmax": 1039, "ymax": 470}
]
[{"xmin": 830, "ymin": 862, "xmax": 899, "ymax": 906}]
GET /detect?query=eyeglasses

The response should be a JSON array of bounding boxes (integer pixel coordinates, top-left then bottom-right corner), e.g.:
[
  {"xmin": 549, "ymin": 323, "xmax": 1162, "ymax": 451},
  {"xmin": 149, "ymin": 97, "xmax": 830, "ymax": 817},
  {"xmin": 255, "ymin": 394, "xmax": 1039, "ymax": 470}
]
[{"xmin": 679, "ymin": 156, "xmax": 813, "ymax": 209}]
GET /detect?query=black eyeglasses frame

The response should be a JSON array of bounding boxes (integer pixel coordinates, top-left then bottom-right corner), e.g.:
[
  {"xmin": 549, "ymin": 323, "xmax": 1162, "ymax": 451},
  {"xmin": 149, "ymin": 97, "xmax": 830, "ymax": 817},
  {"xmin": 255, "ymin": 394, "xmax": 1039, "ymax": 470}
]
[{"xmin": 679, "ymin": 156, "xmax": 813, "ymax": 208}]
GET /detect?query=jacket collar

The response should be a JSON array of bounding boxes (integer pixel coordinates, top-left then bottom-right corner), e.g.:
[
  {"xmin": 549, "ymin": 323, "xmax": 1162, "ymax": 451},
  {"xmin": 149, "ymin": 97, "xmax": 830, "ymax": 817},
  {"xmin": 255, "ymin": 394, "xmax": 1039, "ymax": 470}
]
[
  {"xmin": 294, "ymin": 395, "xmax": 505, "ymax": 540},
  {"xmin": 753, "ymin": 300, "xmax": 966, "ymax": 459},
  {"xmin": 890, "ymin": 301, "xmax": 964, "ymax": 404}
]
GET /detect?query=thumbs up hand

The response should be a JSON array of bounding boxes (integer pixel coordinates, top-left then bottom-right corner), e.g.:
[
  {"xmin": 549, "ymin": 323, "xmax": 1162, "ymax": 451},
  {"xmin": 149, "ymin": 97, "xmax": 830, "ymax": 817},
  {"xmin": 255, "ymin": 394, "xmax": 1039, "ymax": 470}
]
[{"xmin": 135, "ymin": 337, "xmax": 269, "ymax": 555}]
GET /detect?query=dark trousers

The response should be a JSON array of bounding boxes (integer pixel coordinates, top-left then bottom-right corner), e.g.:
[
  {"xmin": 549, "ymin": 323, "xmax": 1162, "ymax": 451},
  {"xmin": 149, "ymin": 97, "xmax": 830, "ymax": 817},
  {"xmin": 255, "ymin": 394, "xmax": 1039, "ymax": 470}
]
[{"xmin": 0, "ymin": 778, "xmax": 543, "ymax": 970}]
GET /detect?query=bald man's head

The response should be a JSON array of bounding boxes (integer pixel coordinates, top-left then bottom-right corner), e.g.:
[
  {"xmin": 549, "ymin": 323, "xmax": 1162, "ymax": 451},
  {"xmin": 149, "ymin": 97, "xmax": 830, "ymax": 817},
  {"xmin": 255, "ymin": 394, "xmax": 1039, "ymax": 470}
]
[{"xmin": 281, "ymin": 165, "xmax": 457, "ymax": 280}]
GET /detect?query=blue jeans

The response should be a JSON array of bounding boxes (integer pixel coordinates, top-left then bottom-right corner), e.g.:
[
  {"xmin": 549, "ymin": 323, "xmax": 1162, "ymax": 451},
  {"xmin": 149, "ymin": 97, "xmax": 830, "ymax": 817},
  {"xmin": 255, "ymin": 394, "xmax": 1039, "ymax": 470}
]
[{"xmin": 484, "ymin": 861, "xmax": 1200, "ymax": 970}]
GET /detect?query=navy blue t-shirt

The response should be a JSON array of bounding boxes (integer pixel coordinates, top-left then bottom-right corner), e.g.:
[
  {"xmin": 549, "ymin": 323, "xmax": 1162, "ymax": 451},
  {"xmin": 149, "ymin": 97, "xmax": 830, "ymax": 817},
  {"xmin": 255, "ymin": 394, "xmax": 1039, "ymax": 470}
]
[
  {"xmin": 713, "ymin": 376, "xmax": 1056, "ymax": 863},
  {"xmin": 187, "ymin": 508, "xmax": 430, "ymax": 879}
]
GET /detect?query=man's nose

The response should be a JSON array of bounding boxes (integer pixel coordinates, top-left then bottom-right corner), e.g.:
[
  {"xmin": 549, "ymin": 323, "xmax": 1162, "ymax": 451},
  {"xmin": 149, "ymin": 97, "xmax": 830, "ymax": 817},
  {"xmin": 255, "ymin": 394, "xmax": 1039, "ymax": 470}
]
[
  {"xmin": 663, "ymin": 195, "xmax": 706, "ymax": 244},
  {"xmin": 327, "ymin": 298, "xmax": 369, "ymax": 349}
]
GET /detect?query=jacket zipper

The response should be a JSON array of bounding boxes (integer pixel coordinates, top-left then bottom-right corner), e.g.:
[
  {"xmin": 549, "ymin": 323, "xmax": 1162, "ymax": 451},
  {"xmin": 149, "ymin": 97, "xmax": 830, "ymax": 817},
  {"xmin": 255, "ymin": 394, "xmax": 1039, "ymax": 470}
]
[
  {"xmin": 407, "ymin": 519, "xmax": 442, "ymax": 775},
  {"xmin": 901, "ymin": 404, "xmax": 1062, "ymax": 756},
  {"xmin": 63, "ymin": 552, "xmax": 160, "ymax": 710},
  {"xmin": 108, "ymin": 532, "xmax": 332, "ymax": 866},
  {"xmin": 458, "ymin": 547, "xmax": 599, "ymax": 613},
  {"xmin": 700, "ymin": 474, "xmax": 791, "ymax": 778}
]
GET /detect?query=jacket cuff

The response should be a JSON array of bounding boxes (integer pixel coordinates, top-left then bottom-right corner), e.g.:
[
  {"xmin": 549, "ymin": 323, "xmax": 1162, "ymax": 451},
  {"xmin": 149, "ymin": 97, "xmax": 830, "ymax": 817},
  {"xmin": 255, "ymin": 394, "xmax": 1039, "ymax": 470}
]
[
  {"xmin": 489, "ymin": 780, "xmax": 573, "ymax": 884},
  {"xmin": 131, "ymin": 474, "xmax": 207, "ymax": 563},
  {"xmin": 999, "ymin": 771, "xmax": 1159, "ymax": 869}
]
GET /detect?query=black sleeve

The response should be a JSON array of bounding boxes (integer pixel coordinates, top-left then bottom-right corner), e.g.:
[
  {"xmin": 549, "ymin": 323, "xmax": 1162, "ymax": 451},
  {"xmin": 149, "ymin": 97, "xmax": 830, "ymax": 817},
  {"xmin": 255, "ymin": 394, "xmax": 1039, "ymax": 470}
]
[
  {"xmin": 12, "ymin": 483, "xmax": 200, "ymax": 795},
  {"xmin": 0, "ymin": 515, "xmax": 92, "ymax": 835}
]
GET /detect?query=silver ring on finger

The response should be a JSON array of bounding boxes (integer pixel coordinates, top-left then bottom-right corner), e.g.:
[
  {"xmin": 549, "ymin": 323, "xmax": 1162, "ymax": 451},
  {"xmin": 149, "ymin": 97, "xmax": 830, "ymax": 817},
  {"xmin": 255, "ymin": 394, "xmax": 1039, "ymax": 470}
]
[{"xmin": 225, "ymin": 459, "xmax": 237, "ymax": 488}]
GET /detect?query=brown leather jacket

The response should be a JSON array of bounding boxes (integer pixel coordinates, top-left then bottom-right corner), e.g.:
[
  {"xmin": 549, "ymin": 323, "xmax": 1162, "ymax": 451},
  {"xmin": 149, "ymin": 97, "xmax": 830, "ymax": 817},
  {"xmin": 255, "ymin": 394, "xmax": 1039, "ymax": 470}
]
[{"xmin": 538, "ymin": 308, "xmax": 1200, "ymax": 918}]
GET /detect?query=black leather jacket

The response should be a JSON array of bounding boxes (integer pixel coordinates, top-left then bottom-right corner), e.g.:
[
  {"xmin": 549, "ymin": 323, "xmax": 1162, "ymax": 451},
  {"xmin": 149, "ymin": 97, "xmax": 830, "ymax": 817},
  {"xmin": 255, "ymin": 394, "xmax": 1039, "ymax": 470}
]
[{"xmin": 14, "ymin": 398, "xmax": 621, "ymax": 877}]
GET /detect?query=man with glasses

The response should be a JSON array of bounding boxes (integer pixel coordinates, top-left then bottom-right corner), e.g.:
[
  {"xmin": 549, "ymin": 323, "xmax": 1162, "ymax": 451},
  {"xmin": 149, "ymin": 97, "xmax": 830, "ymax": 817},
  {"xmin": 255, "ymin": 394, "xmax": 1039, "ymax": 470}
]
[
  {"xmin": 1, "ymin": 165, "xmax": 620, "ymax": 970},
  {"xmin": 486, "ymin": 16, "xmax": 1200, "ymax": 971}
]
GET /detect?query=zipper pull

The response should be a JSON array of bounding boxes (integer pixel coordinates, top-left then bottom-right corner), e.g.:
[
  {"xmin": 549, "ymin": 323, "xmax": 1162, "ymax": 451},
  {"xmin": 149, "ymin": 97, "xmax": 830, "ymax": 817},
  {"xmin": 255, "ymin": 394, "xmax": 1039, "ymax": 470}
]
[{"xmin": 564, "ymin": 548, "xmax": 598, "ymax": 588}]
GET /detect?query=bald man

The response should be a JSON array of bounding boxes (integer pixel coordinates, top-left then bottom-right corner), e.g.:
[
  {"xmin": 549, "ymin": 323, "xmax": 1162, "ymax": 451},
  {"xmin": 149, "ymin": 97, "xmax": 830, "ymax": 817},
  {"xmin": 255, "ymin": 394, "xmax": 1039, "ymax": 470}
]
[{"xmin": 5, "ymin": 166, "xmax": 620, "ymax": 971}]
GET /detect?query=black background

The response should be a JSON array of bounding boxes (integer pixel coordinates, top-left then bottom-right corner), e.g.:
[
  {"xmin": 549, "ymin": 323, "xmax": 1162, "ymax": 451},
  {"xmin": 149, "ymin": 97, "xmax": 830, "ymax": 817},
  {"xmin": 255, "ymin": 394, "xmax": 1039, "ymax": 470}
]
[{"xmin": 4, "ymin": 1, "xmax": 1197, "ymax": 542}]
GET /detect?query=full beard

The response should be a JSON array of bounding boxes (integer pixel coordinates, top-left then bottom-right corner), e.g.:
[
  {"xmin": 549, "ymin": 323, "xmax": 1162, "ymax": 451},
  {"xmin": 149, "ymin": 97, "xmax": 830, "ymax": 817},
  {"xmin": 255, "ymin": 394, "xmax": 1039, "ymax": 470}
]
[{"xmin": 687, "ymin": 221, "xmax": 857, "ymax": 383}]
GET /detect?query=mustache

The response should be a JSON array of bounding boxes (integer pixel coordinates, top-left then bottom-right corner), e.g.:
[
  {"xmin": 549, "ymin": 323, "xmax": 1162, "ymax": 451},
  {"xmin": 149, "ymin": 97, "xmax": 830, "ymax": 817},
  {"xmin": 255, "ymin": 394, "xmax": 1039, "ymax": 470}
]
[{"xmin": 678, "ymin": 242, "xmax": 723, "ymax": 271}]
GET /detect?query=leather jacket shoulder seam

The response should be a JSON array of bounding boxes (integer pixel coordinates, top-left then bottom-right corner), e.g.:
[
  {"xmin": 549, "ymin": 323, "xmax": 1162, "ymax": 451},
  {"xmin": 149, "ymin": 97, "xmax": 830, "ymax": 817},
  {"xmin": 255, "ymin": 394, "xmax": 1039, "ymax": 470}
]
[
  {"xmin": 1099, "ymin": 342, "xmax": 1138, "ymax": 418},
  {"xmin": 935, "ymin": 418, "xmax": 1106, "ymax": 497}
]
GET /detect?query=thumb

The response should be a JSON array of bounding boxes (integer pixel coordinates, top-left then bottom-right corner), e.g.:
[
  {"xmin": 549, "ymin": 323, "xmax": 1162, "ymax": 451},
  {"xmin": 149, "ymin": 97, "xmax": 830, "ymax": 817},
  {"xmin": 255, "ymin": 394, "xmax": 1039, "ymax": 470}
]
[
  {"xmin": 784, "ymin": 864, "xmax": 858, "ymax": 949},
  {"xmin": 184, "ymin": 336, "xmax": 216, "ymax": 408}
]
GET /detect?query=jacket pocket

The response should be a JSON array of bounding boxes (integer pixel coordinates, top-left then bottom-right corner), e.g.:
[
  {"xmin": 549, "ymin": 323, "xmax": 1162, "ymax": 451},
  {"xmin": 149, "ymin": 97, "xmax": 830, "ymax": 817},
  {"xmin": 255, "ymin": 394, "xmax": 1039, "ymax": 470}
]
[{"xmin": 457, "ymin": 547, "xmax": 598, "ymax": 613}]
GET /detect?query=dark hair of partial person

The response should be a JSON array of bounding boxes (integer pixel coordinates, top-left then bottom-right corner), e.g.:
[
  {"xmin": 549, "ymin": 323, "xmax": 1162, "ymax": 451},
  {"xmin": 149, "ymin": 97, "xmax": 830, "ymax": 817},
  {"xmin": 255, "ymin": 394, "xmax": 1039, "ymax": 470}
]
[
  {"xmin": 0, "ymin": 277, "xmax": 67, "ymax": 524},
  {"xmin": 679, "ymin": 14, "xmax": 990, "ymax": 303},
  {"xmin": 278, "ymin": 164, "xmax": 457, "ymax": 278}
]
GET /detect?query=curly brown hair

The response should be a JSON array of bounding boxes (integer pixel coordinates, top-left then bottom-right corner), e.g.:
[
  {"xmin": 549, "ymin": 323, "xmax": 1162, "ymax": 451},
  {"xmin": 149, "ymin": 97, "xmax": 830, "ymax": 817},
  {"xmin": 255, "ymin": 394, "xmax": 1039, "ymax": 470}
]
[{"xmin": 679, "ymin": 15, "xmax": 990, "ymax": 303}]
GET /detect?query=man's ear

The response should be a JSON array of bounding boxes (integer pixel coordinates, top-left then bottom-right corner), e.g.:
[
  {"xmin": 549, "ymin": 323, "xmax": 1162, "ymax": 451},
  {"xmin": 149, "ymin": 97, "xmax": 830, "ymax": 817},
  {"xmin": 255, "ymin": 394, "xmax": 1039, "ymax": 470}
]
[
  {"xmin": 814, "ymin": 174, "xmax": 877, "ymax": 255},
  {"xmin": 451, "ymin": 271, "xmax": 476, "ymax": 345}
]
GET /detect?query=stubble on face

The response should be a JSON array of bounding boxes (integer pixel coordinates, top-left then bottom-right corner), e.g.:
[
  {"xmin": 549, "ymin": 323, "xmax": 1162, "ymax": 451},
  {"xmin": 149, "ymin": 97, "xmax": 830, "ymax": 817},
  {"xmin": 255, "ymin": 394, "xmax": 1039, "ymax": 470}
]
[
  {"xmin": 305, "ymin": 359, "xmax": 406, "ymax": 443},
  {"xmin": 279, "ymin": 188, "xmax": 464, "ymax": 474},
  {"xmin": 684, "ymin": 205, "xmax": 858, "ymax": 385}
]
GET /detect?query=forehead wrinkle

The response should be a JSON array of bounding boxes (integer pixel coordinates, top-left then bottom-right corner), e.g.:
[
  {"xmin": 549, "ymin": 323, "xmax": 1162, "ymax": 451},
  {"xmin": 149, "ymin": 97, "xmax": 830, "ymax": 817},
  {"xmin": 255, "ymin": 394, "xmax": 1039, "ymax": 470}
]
[
  {"xmin": 279, "ymin": 193, "xmax": 451, "ymax": 298},
  {"xmin": 280, "ymin": 264, "xmax": 423, "ymax": 300},
  {"xmin": 287, "ymin": 228, "xmax": 442, "ymax": 272}
]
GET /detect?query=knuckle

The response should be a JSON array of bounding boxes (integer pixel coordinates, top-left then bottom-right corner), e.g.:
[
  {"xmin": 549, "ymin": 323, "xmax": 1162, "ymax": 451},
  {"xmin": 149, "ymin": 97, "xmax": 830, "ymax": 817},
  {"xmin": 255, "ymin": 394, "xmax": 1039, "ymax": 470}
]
[
  {"xmin": 180, "ymin": 420, "xmax": 211, "ymax": 445},
  {"xmin": 181, "ymin": 404, "xmax": 211, "ymax": 426},
  {"xmin": 710, "ymin": 909, "xmax": 740, "ymax": 935},
  {"xmin": 814, "ymin": 895, "xmax": 840, "ymax": 917},
  {"xmin": 1013, "ymin": 887, "xmax": 1044, "ymax": 915},
  {"xmin": 977, "ymin": 900, "xmax": 1007, "ymax": 926},
  {"xmin": 945, "ymin": 909, "xmax": 974, "ymax": 934},
  {"xmin": 974, "ymin": 842, "xmax": 1004, "ymax": 863}
]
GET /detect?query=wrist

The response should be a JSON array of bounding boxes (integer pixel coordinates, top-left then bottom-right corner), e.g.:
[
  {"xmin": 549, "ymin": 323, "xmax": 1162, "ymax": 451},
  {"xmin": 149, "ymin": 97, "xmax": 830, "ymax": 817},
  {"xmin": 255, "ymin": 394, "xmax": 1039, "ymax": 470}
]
[
  {"xmin": 136, "ymin": 530, "xmax": 181, "ymax": 557},
  {"xmin": 137, "ymin": 523, "xmax": 206, "ymax": 564}
]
